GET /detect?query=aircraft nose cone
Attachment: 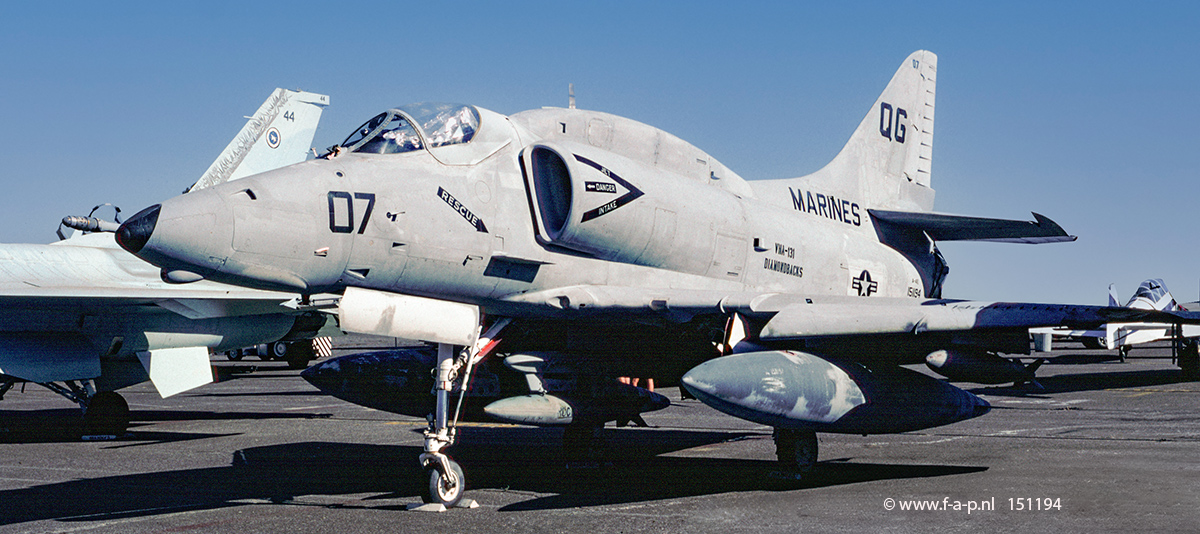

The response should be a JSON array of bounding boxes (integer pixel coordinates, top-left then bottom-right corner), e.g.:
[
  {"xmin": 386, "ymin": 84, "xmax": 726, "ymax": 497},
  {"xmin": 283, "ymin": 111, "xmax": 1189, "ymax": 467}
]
[
  {"xmin": 299, "ymin": 359, "xmax": 340, "ymax": 393},
  {"xmin": 116, "ymin": 204, "xmax": 161, "ymax": 254},
  {"xmin": 113, "ymin": 188, "xmax": 234, "ymax": 282},
  {"xmin": 970, "ymin": 391, "xmax": 991, "ymax": 417}
]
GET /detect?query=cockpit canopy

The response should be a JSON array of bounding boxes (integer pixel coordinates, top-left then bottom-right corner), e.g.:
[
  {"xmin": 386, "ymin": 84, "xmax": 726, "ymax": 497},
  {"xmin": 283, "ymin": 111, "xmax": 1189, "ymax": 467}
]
[
  {"xmin": 341, "ymin": 103, "xmax": 480, "ymax": 155},
  {"xmin": 1129, "ymin": 278, "xmax": 1171, "ymax": 308}
]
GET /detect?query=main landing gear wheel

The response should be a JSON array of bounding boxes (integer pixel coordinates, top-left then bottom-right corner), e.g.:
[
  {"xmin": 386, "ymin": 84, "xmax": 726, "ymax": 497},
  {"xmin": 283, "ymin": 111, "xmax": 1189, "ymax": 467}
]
[
  {"xmin": 1119, "ymin": 345, "xmax": 1131, "ymax": 362},
  {"xmin": 1179, "ymin": 339, "xmax": 1199, "ymax": 379},
  {"xmin": 773, "ymin": 428, "xmax": 818, "ymax": 474},
  {"xmin": 269, "ymin": 341, "xmax": 289, "ymax": 361},
  {"xmin": 1081, "ymin": 337, "xmax": 1105, "ymax": 350},
  {"xmin": 84, "ymin": 391, "xmax": 130, "ymax": 436},
  {"xmin": 562, "ymin": 423, "xmax": 605, "ymax": 467},
  {"xmin": 285, "ymin": 342, "xmax": 315, "ymax": 370},
  {"xmin": 423, "ymin": 457, "xmax": 465, "ymax": 508}
]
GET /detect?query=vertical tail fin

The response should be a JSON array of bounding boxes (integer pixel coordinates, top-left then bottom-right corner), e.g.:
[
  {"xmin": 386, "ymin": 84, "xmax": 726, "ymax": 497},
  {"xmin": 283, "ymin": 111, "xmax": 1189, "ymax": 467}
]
[
  {"xmin": 1108, "ymin": 283, "xmax": 1119, "ymax": 307},
  {"xmin": 779, "ymin": 51, "xmax": 937, "ymax": 212},
  {"xmin": 189, "ymin": 89, "xmax": 330, "ymax": 192}
]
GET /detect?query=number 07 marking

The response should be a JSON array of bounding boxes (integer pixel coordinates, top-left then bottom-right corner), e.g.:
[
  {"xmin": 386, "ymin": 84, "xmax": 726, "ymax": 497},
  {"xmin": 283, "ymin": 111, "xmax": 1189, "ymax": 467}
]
[{"xmin": 327, "ymin": 191, "xmax": 376, "ymax": 234}]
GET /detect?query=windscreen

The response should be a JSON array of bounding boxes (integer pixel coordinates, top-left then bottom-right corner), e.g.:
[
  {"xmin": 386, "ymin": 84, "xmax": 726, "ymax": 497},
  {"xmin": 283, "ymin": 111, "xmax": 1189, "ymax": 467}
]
[
  {"xmin": 397, "ymin": 103, "xmax": 480, "ymax": 147},
  {"xmin": 354, "ymin": 114, "xmax": 423, "ymax": 154},
  {"xmin": 341, "ymin": 112, "xmax": 388, "ymax": 149}
]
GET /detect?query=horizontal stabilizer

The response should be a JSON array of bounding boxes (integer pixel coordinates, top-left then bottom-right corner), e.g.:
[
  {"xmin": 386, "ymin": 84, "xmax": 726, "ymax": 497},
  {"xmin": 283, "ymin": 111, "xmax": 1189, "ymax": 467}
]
[{"xmin": 870, "ymin": 210, "xmax": 1076, "ymax": 243}]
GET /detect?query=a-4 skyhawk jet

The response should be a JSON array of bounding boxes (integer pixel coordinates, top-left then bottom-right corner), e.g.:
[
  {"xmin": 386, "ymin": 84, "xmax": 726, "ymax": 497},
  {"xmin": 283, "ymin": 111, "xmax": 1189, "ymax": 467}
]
[{"xmin": 115, "ymin": 51, "xmax": 1200, "ymax": 507}]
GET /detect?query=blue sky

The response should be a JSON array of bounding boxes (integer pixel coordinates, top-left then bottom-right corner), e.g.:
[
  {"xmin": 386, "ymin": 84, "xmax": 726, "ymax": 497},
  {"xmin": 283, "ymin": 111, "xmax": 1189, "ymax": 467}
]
[{"xmin": 2, "ymin": 2, "xmax": 1197, "ymax": 304}]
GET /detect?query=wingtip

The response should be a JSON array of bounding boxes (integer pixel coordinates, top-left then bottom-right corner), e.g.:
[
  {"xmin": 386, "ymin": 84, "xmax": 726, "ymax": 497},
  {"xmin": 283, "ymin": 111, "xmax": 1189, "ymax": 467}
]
[{"xmin": 1030, "ymin": 212, "xmax": 1071, "ymax": 237}]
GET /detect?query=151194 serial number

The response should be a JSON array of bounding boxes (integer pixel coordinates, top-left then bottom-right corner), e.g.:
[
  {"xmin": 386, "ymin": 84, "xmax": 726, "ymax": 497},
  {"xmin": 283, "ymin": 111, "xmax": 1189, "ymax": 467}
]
[{"xmin": 1009, "ymin": 498, "xmax": 1062, "ymax": 511}]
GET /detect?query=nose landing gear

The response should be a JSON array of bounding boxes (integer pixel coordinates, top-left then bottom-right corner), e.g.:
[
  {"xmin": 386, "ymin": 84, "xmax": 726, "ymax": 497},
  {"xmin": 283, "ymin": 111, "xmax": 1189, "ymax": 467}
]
[{"xmin": 414, "ymin": 319, "xmax": 508, "ymax": 509}]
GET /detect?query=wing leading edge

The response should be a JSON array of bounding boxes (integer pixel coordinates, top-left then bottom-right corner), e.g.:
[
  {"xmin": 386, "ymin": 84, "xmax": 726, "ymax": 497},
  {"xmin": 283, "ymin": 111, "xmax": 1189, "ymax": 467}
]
[{"xmin": 757, "ymin": 299, "xmax": 1187, "ymax": 340}]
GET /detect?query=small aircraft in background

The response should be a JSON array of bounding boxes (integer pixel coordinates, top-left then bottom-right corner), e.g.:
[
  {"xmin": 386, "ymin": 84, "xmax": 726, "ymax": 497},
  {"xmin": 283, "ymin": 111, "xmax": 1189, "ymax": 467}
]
[{"xmin": 1032, "ymin": 278, "xmax": 1200, "ymax": 360}]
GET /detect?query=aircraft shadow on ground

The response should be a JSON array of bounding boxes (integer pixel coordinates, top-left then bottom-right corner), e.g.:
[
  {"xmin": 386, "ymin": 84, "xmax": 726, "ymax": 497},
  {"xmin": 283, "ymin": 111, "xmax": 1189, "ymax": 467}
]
[
  {"xmin": 211, "ymin": 367, "xmax": 303, "ymax": 382},
  {"xmin": 0, "ymin": 409, "xmax": 330, "ymax": 444},
  {"xmin": 188, "ymin": 390, "xmax": 327, "ymax": 399},
  {"xmin": 1042, "ymin": 353, "xmax": 1125, "ymax": 365},
  {"xmin": 970, "ymin": 368, "xmax": 1196, "ymax": 397},
  {"xmin": 0, "ymin": 427, "xmax": 985, "ymax": 525}
]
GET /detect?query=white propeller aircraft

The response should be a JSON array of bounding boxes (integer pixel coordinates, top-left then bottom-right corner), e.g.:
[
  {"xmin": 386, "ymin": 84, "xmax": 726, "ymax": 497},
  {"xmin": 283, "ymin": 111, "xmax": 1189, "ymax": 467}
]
[{"xmin": 1035, "ymin": 279, "xmax": 1200, "ymax": 360}]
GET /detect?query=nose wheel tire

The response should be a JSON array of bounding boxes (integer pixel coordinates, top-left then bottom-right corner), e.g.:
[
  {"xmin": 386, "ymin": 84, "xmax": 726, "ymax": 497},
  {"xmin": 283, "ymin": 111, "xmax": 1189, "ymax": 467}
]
[{"xmin": 423, "ymin": 457, "xmax": 465, "ymax": 508}]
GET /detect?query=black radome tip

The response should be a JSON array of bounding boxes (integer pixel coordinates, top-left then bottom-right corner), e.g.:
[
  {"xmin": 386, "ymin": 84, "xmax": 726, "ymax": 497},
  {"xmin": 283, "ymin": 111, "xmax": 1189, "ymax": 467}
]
[{"xmin": 116, "ymin": 204, "xmax": 161, "ymax": 254}]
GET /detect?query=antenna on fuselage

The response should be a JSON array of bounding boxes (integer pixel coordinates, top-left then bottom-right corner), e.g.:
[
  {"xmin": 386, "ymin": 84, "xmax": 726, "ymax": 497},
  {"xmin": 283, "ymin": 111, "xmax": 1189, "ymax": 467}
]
[{"xmin": 569, "ymin": 83, "xmax": 576, "ymax": 109}]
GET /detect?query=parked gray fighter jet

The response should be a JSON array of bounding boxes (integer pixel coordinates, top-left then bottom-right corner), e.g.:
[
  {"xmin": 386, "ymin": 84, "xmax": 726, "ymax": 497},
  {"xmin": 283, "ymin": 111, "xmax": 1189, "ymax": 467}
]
[
  {"xmin": 117, "ymin": 51, "xmax": 1200, "ymax": 507},
  {"xmin": 0, "ymin": 89, "xmax": 330, "ymax": 436}
]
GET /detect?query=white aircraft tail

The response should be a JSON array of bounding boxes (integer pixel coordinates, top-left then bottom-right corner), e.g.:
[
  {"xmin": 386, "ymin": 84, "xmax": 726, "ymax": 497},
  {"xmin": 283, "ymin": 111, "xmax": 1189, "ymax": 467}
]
[
  {"xmin": 189, "ymin": 89, "xmax": 329, "ymax": 192},
  {"xmin": 786, "ymin": 50, "xmax": 938, "ymax": 212},
  {"xmin": 1105, "ymin": 284, "xmax": 1120, "ymax": 348}
]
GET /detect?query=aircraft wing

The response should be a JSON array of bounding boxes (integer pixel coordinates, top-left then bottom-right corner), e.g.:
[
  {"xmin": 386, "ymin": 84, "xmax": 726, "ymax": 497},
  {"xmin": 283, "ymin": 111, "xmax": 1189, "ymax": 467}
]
[
  {"xmin": 0, "ymin": 233, "xmax": 296, "ymax": 317},
  {"xmin": 754, "ymin": 299, "xmax": 1182, "ymax": 340},
  {"xmin": 0, "ymin": 233, "xmax": 309, "ymax": 394},
  {"xmin": 498, "ymin": 284, "xmax": 1195, "ymax": 340}
]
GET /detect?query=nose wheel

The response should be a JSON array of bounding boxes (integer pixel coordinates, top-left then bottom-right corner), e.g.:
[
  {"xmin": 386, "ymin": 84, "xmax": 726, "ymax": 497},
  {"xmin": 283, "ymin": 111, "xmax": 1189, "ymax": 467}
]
[{"xmin": 423, "ymin": 455, "xmax": 465, "ymax": 507}]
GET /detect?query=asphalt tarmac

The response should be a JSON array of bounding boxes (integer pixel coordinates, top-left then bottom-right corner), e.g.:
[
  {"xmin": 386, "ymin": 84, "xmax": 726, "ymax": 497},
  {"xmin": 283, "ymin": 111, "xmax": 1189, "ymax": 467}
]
[{"xmin": 1, "ymin": 338, "xmax": 1197, "ymax": 533}]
